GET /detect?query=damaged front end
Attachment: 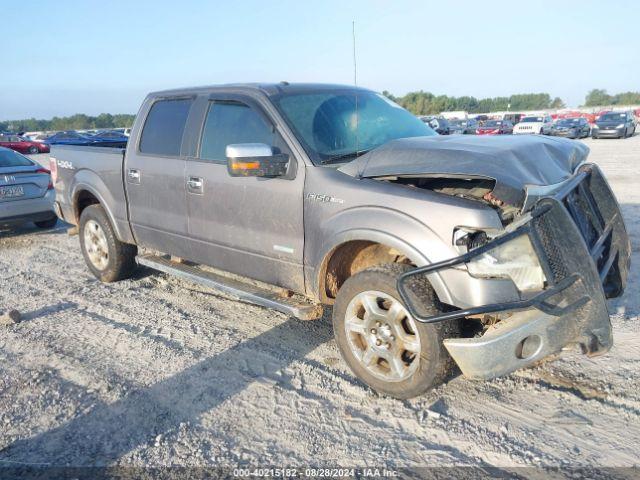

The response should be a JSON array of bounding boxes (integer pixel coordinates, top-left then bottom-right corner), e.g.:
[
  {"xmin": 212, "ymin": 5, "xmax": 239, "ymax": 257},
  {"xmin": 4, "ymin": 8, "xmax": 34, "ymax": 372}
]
[
  {"xmin": 385, "ymin": 176, "xmax": 521, "ymax": 224},
  {"xmin": 397, "ymin": 164, "xmax": 631, "ymax": 380}
]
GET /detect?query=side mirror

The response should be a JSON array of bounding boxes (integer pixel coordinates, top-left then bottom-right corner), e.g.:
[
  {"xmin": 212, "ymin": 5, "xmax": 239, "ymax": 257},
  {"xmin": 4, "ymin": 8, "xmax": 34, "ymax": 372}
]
[{"xmin": 226, "ymin": 143, "xmax": 289, "ymax": 178}]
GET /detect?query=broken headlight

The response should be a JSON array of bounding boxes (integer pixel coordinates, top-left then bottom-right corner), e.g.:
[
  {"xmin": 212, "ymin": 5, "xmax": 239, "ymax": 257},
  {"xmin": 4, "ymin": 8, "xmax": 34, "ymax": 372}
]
[{"xmin": 462, "ymin": 232, "xmax": 546, "ymax": 292}]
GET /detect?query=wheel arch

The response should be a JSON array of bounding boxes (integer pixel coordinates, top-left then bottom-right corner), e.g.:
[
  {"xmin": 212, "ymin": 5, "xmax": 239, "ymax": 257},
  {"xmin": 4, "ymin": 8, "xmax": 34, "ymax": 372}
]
[
  {"xmin": 71, "ymin": 182, "xmax": 131, "ymax": 243},
  {"xmin": 313, "ymin": 229, "xmax": 453, "ymax": 306}
]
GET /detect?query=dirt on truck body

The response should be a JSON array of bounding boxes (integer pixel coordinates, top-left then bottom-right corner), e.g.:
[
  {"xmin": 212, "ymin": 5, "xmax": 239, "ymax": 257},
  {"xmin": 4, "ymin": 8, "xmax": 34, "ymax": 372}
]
[{"xmin": 49, "ymin": 83, "xmax": 630, "ymax": 398}]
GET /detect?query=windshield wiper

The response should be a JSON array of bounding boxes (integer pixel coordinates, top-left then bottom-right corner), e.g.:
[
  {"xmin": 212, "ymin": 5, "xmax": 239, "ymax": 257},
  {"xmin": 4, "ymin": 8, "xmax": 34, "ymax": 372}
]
[{"xmin": 320, "ymin": 148, "xmax": 372, "ymax": 165}]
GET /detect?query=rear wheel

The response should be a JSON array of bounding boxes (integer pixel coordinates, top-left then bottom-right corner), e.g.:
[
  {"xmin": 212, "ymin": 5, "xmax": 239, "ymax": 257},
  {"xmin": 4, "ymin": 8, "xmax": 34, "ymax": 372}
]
[
  {"xmin": 79, "ymin": 204, "xmax": 137, "ymax": 282},
  {"xmin": 332, "ymin": 263, "xmax": 459, "ymax": 399}
]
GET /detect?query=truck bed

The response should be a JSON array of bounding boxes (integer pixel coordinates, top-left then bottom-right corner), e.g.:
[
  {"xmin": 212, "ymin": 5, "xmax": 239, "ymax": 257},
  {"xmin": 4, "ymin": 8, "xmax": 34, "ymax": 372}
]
[{"xmin": 51, "ymin": 144, "xmax": 133, "ymax": 242}]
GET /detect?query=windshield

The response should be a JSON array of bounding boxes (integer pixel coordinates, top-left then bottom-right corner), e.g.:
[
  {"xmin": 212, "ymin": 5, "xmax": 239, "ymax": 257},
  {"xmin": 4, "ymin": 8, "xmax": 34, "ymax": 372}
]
[
  {"xmin": 0, "ymin": 148, "xmax": 33, "ymax": 167},
  {"xmin": 273, "ymin": 90, "xmax": 436, "ymax": 164},
  {"xmin": 483, "ymin": 120, "xmax": 502, "ymax": 127},
  {"xmin": 557, "ymin": 119, "xmax": 580, "ymax": 126},
  {"xmin": 521, "ymin": 117, "xmax": 543, "ymax": 122},
  {"xmin": 598, "ymin": 113, "xmax": 625, "ymax": 122}
]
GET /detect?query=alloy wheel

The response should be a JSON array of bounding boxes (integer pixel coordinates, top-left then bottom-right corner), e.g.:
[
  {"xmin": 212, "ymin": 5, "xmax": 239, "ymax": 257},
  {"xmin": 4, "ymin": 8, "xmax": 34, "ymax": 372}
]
[
  {"xmin": 344, "ymin": 290, "xmax": 421, "ymax": 382},
  {"xmin": 84, "ymin": 220, "xmax": 109, "ymax": 270}
]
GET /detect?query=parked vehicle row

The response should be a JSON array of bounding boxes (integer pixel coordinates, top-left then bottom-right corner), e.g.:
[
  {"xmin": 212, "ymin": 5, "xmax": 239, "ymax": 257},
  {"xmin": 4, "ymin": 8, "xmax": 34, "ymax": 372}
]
[
  {"xmin": 17, "ymin": 128, "xmax": 131, "ymax": 147},
  {"xmin": 420, "ymin": 110, "xmax": 636, "ymax": 140},
  {"xmin": 44, "ymin": 130, "xmax": 129, "ymax": 147}
]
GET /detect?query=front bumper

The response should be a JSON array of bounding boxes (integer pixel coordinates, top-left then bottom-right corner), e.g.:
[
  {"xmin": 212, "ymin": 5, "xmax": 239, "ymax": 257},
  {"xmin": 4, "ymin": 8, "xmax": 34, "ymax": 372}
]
[
  {"xmin": 398, "ymin": 164, "xmax": 630, "ymax": 379},
  {"xmin": 551, "ymin": 129, "xmax": 578, "ymax": 138},
  {"xmin": 593, "ymin": 128, "xmax": 624, "ymax": 138}
]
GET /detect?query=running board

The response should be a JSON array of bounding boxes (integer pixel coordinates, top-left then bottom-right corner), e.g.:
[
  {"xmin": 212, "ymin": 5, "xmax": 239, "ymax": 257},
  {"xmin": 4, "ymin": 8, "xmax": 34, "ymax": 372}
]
[{"xmin": 136, "ymin": 254, "xmax": 323, "ymax": 320}]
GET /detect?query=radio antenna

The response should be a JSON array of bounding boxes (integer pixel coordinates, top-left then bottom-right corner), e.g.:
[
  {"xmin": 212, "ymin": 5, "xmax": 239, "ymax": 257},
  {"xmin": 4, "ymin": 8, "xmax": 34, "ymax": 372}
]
[
  {"xmin": 352, "ymin": 21, "xmax": 360, "ymax": 157},
  {"xmin": 352, "ymin": 21, "xmax": 358, "ymax": 86}
]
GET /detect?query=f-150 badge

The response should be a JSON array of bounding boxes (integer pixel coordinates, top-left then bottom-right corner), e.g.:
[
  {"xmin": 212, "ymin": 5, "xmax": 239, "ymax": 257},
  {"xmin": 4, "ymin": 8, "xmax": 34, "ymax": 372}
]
[{"xmin": 306, "ymin": 193, "xmax": 344, "ymax": 204}]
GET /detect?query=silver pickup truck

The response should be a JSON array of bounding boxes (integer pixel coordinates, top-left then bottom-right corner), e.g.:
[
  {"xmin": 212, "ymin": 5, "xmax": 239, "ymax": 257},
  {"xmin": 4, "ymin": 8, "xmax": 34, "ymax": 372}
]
[{"xmin": 51, "ymin": 83, "xmax": 630, "ymax": 398}]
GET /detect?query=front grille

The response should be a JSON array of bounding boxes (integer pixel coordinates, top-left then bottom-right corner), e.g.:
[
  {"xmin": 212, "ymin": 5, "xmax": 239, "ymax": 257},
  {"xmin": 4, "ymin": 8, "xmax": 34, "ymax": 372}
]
[
  {"xmin": 533, "ymin": 171, "xmax": 613, "ymax": 286},
  {"xmin": 562, "ymin": 178, "xmax": 611, "ymax": 275},
  {"xmin": 533, "ymin": 214, "xmax": 569, "ymax": 283}
]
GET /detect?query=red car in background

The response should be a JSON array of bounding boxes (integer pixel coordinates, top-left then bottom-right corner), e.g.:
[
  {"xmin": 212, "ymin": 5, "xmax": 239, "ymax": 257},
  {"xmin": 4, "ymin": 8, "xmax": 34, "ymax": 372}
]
[
  {"xmin": 0, "ymin": 134, "xmax": 50, "ymax": 154},
  {"xmin": 476, "ymin": 120, "xmax": 514, "ymax": 135}
]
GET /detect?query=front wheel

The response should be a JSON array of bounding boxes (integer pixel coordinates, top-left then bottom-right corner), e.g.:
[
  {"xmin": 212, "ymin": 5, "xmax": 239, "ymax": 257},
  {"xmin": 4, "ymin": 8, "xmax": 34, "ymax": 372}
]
[
  {"xmin": 79, "ymin": 204, "xmax": 137, "ymax": 282},
  {"xmin": 28, "ymin": 146, "xmax": 39, "ymax": 154},
  {"xmin": 332, "ymin": 263, "xmax": 459, "ymax": 399}
]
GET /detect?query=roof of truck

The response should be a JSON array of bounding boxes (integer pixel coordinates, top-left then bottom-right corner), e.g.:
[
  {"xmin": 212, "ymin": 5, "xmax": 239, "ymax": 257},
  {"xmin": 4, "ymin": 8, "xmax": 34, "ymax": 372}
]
[{"xmin": 148, "ymin": 82, "xmax": 371, "ymax": 98}]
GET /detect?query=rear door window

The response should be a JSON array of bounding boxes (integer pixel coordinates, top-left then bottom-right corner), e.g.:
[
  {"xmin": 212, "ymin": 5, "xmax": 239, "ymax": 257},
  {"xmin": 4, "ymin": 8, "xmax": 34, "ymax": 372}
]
[
  {"xmin": 199, "ymin": 101, "xmax": 275, "ymax": 162},
  {"xmin": 139, "ymin": 98, "xmax": 193, "ymax": 156}
]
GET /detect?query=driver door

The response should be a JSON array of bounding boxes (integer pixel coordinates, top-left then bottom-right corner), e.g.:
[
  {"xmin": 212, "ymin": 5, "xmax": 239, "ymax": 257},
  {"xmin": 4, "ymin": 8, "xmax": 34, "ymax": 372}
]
[{"xmin": 183, "ymin": 95, "xmax": 305, "ymax": 292}]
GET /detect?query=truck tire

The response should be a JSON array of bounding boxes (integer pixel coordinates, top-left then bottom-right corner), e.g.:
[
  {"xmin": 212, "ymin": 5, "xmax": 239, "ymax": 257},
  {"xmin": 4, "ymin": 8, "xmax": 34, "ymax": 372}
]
[
  {"xmin": 79, "ymin": 204, "xmax": 137, "ymax": 282},
  {"xmin": 332, "ymin": 263, "xmax": 459, "ymax": 399}
]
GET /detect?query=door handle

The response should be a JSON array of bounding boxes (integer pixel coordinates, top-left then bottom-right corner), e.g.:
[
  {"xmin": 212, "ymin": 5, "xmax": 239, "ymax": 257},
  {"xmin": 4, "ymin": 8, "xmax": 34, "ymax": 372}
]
[
  {"xmin": 187, "ymin": 178, "xmax": 203, "ymax": 188},
  {"xmin": 127, "ymin": 168, "xmax": 141, "ymax": 183},
  {"xmin": 187, "ymin": 176, "xmax": 204, "ymax": 193}
]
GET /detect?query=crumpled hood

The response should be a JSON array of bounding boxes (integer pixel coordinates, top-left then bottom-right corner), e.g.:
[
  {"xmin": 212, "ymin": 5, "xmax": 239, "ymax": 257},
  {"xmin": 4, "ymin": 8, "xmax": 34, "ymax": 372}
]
[{"xmin": 338, "ymin": 135, "xmax": 589, "ymax": 206}]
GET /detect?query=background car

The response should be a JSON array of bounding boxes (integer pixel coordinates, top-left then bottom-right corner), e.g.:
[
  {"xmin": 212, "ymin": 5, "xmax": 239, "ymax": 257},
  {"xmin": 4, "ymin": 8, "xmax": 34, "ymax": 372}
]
[
  {"xmin": 0, "ymin": 147, "xmax": 57, "ymax": 229},
  {"xmin": 550, "ymin": 118, "xmax": 591, "ymax": 139},
  {"xmin": 592, "ymin": 111, "xmax": 636, "ymax": 139},
  {"xmin": 513, "ymin": 115, "xmax": 553, "ymax": 135},
  {"xmin": 476, "ymin": 119, "xmax": 513, "ymax": 135},
  {"xmin": 44, "ymin": 131, "xmax": 99, "ymax": 146},
  {"xmin": 448, "ymin": 119, "xmax": 478, "ymax": 134},
  {"xmin": 90, "ymin": 130, "xmax": 130, "ymax": 143},
  {"xmin": 31, "ymin": 133, "xmax": 53, "ymax": 142},
  {"xmin": 420, "ymin": 116, "xmax": 450, "ymax": 134},
  {"xmin": 0, "ymin": 134, "xmax": 50, "ymax": 154},
  {"xmin": 503, "ymin": 113, "xmax": 525, "ymax": 125}
]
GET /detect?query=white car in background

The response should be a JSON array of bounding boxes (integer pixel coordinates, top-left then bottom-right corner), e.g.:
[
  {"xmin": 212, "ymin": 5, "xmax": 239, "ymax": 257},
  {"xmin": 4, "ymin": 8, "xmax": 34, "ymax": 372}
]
[{"xmin": 513, "ymin": 115, "xmax": 553, "ymax": 135}]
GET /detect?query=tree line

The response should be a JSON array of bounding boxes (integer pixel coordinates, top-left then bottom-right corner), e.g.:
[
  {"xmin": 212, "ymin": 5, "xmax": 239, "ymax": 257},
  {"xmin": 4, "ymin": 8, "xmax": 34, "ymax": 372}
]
[
  {"xmin": 382, "ymin": 91, "xmax": 566, "ymax": 115},
  {"xmin": 2, "ymin": 89, "xmax": 638, "ymax": 133},
  {"xmin": 584, "ymin": 89, "xmax": 640, "ymax": 107},
  {"xmin": 0, "ymin": 113, "xmax": 136, "ymax": 133},
  {"xmin": 383, "ymin": 88, "xmax": 640, "ymax": 116}
]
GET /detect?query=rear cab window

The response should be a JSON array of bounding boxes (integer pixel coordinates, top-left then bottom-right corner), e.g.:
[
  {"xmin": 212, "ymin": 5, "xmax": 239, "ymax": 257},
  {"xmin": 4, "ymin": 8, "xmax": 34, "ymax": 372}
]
[{"xmin": 139, "ymin": 98, "xmax": 194, "ymax": 156}]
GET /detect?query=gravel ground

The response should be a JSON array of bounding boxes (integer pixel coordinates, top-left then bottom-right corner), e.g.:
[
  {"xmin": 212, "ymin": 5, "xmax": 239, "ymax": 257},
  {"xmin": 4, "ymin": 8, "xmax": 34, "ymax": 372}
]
[{"xmin": 0, "ymin": 135, "xmax": 639, "ymax": 472}]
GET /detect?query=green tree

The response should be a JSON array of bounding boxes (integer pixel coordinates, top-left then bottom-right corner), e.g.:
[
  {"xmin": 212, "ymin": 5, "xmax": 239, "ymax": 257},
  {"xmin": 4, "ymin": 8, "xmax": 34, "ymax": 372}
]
[
  {"xmin": 584, "ymin": 89, "xmax": 612, "ymax": 107},
  {"xmin": 0, "ymin": 113, "xmax": 136, "ymax": 133},
  {"xmin": 613, "ymin": 91, "xmax": 640, "ymax": 105}
]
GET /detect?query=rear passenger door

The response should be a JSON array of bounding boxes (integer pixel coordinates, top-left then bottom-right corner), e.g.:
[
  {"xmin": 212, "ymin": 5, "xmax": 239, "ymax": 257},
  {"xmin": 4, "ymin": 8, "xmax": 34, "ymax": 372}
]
[
  {"xmin": 183, "ymin": 94, "xmax": 305, "ymax": 292},
  {"xmin": 124, "ymin": 96, "xmax": 194, "ymax": 257}
]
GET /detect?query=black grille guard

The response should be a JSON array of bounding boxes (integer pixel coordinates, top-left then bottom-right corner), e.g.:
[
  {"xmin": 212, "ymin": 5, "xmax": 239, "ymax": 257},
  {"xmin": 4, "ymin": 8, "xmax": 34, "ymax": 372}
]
[{"xmin": 397, "ymin": 165, "xmax": 630, "ymax": 324}]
